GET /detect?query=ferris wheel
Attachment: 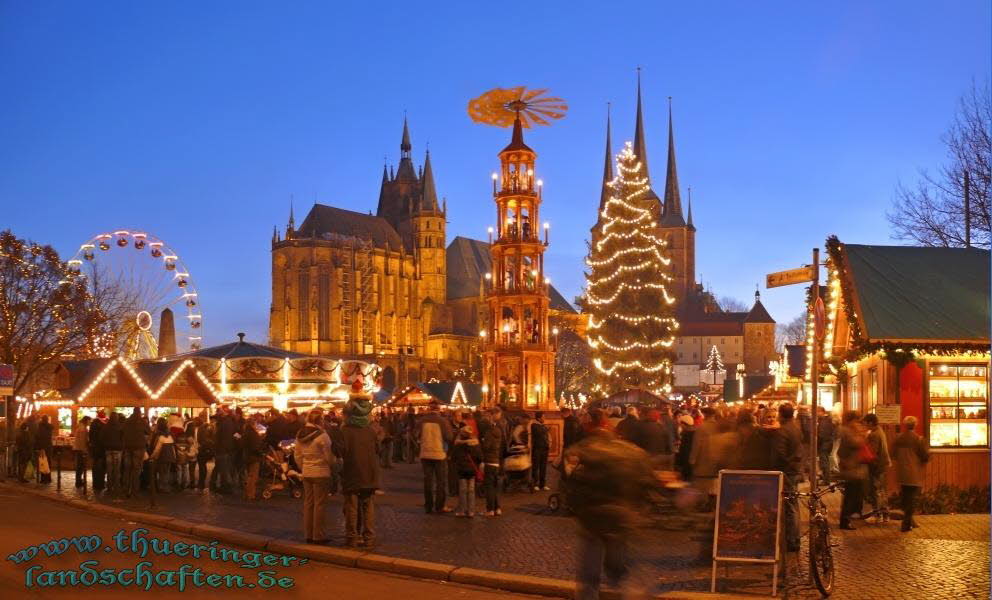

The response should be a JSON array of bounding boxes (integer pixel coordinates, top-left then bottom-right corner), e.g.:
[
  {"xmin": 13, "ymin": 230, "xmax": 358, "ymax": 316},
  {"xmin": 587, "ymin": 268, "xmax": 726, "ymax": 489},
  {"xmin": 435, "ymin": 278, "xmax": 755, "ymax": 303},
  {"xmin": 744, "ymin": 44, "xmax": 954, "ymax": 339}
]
[{"xmin": 67, "ymin": 230, "xmax": 203, "ymax": 360}]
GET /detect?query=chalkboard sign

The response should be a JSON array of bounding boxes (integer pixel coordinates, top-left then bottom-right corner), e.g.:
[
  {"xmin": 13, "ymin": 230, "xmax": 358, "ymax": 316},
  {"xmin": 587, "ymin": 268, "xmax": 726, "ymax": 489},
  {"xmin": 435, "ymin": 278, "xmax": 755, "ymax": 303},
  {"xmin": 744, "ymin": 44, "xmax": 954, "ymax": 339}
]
[{"xmin": 713, "ymin": 470, "xmax": 783, "ymax": 562}]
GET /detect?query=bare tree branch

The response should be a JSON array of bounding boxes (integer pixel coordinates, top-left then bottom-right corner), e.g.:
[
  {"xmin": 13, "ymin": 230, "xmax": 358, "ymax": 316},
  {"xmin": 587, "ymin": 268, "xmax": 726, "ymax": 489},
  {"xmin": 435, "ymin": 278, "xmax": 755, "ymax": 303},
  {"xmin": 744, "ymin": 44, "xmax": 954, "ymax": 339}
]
[{"xmin": 888, "ymin": 80, "xmax": 991, "ymax": 249}]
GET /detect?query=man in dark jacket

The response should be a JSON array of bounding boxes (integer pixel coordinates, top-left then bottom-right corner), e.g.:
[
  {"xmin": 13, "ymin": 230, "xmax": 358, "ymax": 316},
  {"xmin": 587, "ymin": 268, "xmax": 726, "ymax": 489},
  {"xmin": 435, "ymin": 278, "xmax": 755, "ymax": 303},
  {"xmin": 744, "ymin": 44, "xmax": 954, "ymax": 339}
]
[
  {"xmin": 531, "ymin": 412, "xmax": 551, "ymax": 491},
  {"xmin": 634, "ymin": 409, "xmax": 674, "ymax": 469},
  {"xmin": 562, "ymin": 407, "xmax": 582, "ymax": 449},
  {"xmin": 566, "ymin": 417, "xmax": 657, "ymax": 599},
  {"xmin": 89, "ymin": 411, "xmax": 107, "ymax": 490},
  {"xmin": 340, "ymin": 389, "xmax": 380, "ymax": 547},
  {"xmin": 122, "ymin": 408, "xmax": 150, "ymax": 497},
  {"xmin": 101, "ymin": 412, "xmax": 125, "ymax": 493},
  {"xmin": 892, "ymin": 416, "xmax": 928, "ymax": 532},
  {"xmin": 193, "ymin": 416, "xmax": 214, "ymax": 491},
  {"xmin": 480, "ymin": 412, "xmax": 504, "ymax": 516},
  {"xmin": 213, "ymin": 408, "xmax": 236, "ymax": 494},
  {"xmin": 773, "ymin": 403, "xmax": 804, "ymax": 551},
  {"xmin": 816, "ymin": 406, "xmax": 835, "ymax": 485},
  {"xmin": 615, "ymin": 406, "xmax": 640, "ymax": 442},
  {"xmin": 16, "ymin": 421, "xmax": 34, "ymax": 482}
]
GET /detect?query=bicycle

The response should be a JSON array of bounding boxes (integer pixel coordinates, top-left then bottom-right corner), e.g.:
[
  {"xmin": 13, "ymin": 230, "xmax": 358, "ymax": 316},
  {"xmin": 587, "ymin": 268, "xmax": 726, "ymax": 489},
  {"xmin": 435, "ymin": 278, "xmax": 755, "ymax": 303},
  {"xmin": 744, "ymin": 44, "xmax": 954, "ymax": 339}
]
[{"xmin": 784, "ymin": 481, "xmax": 843, "ymax": 596}]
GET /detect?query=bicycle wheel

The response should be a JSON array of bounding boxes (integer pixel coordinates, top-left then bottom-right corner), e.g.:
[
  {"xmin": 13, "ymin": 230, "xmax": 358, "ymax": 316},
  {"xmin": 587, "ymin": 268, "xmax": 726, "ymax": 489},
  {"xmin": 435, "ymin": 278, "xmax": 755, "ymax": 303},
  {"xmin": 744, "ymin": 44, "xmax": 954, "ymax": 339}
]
[{"xmin": 809, "ymin": 515, "xmax": 835, "ymax": 596}]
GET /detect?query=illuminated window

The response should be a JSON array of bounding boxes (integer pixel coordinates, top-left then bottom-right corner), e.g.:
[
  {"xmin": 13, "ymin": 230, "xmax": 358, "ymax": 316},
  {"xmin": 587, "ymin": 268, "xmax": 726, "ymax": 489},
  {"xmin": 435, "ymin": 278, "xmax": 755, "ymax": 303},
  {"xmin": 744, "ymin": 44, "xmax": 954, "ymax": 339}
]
[
  {"xmin": 928, "ymin": 364, "xmax": 989, "ymax": 448},
  {"xmin": 867, "ymin": 368, "xmax": 878, "ymax": 414}
]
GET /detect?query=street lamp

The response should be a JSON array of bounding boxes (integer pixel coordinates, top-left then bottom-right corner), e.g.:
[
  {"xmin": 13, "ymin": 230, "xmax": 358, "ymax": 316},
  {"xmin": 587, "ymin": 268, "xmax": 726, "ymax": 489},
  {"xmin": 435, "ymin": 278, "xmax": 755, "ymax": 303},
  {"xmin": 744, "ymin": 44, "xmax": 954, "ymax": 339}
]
[{"xmin": 552, "ymin": 326, "xmax": 559, "ymax": 349}]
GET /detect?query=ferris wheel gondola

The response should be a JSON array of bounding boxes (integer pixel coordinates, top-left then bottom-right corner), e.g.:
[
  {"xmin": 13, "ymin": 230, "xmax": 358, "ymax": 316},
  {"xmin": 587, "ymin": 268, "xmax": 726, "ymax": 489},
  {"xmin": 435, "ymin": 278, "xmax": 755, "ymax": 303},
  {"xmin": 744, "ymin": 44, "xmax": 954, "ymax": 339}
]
[{"xmin": 67, "ymin": 230, "xmax": 203, "ymax": 360}]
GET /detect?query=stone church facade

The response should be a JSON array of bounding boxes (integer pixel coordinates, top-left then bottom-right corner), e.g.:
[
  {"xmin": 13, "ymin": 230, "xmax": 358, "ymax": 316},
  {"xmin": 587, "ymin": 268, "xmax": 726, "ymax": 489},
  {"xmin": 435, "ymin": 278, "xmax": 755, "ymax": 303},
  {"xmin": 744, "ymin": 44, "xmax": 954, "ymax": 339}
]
[{"xmin": 269, "ymin": 120, "xmax": 577, "ymax": 391}]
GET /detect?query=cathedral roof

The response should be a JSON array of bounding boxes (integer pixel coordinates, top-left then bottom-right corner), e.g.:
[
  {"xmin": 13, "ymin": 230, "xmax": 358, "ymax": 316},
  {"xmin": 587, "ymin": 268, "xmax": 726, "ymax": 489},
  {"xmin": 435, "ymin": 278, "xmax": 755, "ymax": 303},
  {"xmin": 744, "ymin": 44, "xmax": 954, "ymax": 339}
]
[
  {"xmin": 298, "ymin": 204, "xmax": 403, "ymax": 250},
  {"xmin": 445, "ymin": 236, "xmax": 577, "ymax": 313}
]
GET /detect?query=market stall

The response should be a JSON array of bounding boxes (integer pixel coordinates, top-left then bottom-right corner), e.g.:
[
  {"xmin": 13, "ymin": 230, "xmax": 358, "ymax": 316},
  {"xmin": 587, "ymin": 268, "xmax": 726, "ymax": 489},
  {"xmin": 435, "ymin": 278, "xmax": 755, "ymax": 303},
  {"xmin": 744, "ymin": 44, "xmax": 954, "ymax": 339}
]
[{"xmin": 816, "ymin": 237, "xmax": 990, "ymax": 489}]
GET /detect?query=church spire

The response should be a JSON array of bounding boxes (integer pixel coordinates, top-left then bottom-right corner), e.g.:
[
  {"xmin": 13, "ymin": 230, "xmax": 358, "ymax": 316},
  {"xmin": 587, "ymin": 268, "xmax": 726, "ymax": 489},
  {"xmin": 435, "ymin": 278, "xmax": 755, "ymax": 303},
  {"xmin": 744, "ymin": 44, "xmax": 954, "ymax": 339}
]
[
  {"xmin": 395, "ymin": 116, "xmax": 417, "ymax": 180},
  {"xmin": 419, "ymin": 149, "xmax": 439, "ymax": 212},
  {"xmin": 286, "ymin": 196, "xmax": 295, "ymax": 237},
  {"xmin": 598, "ymin": 103, "xmax": 614, "ymax": 213},
  {"xmin": 381, "ymin": 160, "xmax": 389, "ymax": 184},
  {"xmin": 401, "ymin": 115, "xmax": 412, "ymax": 157},
  {"xmin": 687, "ymin": 186, "xmax": 695, "ymax": 229},
  {"xmin": 632, "ymin": 68, "xmax": 650, "ymax": 182},
  {"xmin": 660, "ymin": 97, "xmax": 686, "ymax": 226}
]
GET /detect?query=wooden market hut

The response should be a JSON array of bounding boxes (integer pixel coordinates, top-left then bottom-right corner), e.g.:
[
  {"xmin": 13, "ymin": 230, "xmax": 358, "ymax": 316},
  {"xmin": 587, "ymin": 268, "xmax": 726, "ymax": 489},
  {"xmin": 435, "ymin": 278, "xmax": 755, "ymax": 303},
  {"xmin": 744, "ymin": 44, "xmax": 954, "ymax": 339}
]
[
  {"xmin": 387, "ymin": 381, "xmax": 483, "ymax": 409},
  {"xmin": 818, "ymin": 237, "xmax": 990, "ymax": 489},
  {"xmin": 54, "ymin": 357, "xmax": 220, "ymax": 425}
]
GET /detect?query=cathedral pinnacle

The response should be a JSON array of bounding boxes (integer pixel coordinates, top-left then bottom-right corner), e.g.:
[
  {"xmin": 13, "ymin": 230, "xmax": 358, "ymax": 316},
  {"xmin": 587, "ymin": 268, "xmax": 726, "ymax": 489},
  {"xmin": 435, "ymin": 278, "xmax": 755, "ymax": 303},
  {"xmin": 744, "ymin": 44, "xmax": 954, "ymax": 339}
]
[
  {"xmin": 599, "ymin": 102, "xmax": 614, "ymax": 213},
  {"xmin": 660, "ymin": 97, "xmax": 686, "ymax": 227}
]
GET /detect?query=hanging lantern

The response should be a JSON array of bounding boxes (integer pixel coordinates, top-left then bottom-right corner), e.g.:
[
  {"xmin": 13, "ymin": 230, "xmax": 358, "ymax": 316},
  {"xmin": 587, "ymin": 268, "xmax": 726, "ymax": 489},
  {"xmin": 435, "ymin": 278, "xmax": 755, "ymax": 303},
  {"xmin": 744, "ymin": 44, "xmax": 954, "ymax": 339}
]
[
  {"xmin": 150, "ymin": 247, "xmax": 162, "ymax": 258},
  {"xmin": 165, "ymin": 260, "xmax": 176, "ymax": 271},
  {"xmin": 98, "ymin": 240, "xmax": 110, "ymax": 251},
  {"xmin": 185, "ymin": 297, "xmax": 197, "ymax": 307},
  {"xmin": 134, "ymin": 239, "xmax": 146, "ymax": 250},
  {"xmin": 116, "ymin": 236, "xmax": 128, "ymax": 247},
  {"xmin": 177, "ymin": 278, "xmax": 188, "ymax": 288}
]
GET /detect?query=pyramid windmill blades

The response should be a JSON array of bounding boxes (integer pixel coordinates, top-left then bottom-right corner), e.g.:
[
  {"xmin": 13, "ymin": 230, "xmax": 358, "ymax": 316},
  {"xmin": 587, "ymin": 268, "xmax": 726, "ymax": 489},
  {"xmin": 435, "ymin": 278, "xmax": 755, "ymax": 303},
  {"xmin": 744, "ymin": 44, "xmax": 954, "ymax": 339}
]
[
  {"xmin": 522, "ymin": 88, "xmax": 546, "ymax": 101},
  {"xmin": 528, "ymin": 112, "xmax": 550, "ymax": 127}
]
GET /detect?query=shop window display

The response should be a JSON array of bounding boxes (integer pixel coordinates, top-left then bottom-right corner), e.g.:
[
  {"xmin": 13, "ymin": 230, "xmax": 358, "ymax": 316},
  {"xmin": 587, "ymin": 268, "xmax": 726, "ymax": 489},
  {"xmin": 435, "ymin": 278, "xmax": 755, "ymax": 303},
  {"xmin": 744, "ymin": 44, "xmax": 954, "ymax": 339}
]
[{"xmin": 928, "ymin": 364, "xmax": 988, "ymax": 448}]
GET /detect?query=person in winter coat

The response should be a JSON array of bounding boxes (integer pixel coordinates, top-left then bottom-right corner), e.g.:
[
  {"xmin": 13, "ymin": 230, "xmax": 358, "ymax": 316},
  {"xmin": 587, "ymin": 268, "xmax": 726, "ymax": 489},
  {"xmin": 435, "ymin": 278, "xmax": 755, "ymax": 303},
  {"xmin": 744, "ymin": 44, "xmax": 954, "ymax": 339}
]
[
  {"xmin": 562, "ymin": 407, "xmax": 582, "ymax": 449},
  {"xmin": 451, "ymin": 424, "xmax": 483, "ymax": 517},
  {"xmin": 89, "ymin": 411, "xmax": 107, "ymax": 490},
  {"xmin": 193, "ymin": 416, "xmax": 215, "ymax": 492},
  {"xmin": 675, "ymin": 415, "xmax": 695, "ymax": 481},
  {"xmin": 836, "ymin": 411, "xmax": 867, "ymax": 530},
  {"xmin": 213, "ymin": 407, "xmax": 237, "ymax": 494},
  {"xmin": 72, "ymin": 416, "xmax": 91, "ymax": 487},
  {"xmin": 480, "ymin": 411, "xmax": 504, "ymax": 516},
  {"xmin": 149, "ymin": 418, "xmax": 176, "ymax": 493},
  {"xmin": 101, "ymin": 412, "xmax": 125, "ymax": 493},
  {"xmin": 689, "ymin": 408, "xmax": 722, "ymax": 493},
  {"xmin": 892, "ymin": 416, "xmax": 929, "ymax": 532},
  {"xmin": 773, "ymin": 403, "xmax": 804, "ymax": 551},
  {"xmin": 565, "ymin": 416, "xmax": 657, "ymax": 600},
  {"xmin": 816, "ymin": 406, "xmax": 835, "ymax": 485},
  {"xmin": 863, "ymin": 413, "xmax": 892, "ymax": 520},
  {"xmin": 340, "ymin": 384, "xmax": 380, "ymax": 547},
  {"xmin": 123, "ymin": 408, "xmax": 149, "ymax": 497},
  {"xmin": 241, "ymin": 417, "xmax": 265, "ymax": 501},
  {"xmin": 634, "ymin": 409, "xmax": 674, "ymax": 469},
  {"xmin": 416, "ymin": 400, "xmax": 454, "ymax": 514},
  {"xmin": 35, "ymin": 416, "xmax": 54, "ymax": 484},
  {"xmin": 16, "ymin": 421, "xmax": 34, "ymax": 482},
  {"xmin": 736, "ymin": 410, "xmax": 774, "ymax": 470},
  {"xmin": 531, "ymin": 412, "xmax": 551, "ymax": 491},
  {"xmin": 294, "ymin": 409, "xmax": 334, "ymax": 544},
  {"xmin": 614, "ymin": 406, "xmax": 640, "ymax": 442}
]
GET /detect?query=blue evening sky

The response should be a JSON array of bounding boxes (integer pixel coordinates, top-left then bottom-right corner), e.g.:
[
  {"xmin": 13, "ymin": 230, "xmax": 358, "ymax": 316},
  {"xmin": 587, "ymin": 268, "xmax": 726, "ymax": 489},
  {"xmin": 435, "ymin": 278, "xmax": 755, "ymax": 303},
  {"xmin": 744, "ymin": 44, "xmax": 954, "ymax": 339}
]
[{"xmin": 2, "ymin": 2, "xmax": 989, "ymax": 346}]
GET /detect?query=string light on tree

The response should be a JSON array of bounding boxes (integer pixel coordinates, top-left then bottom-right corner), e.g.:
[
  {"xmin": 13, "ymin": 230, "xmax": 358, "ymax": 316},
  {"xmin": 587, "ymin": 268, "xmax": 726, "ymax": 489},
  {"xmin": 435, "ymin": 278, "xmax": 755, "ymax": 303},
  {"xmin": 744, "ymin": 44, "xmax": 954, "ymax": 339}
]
[{"xmin": 584, "ymin": 141, "xmax": 679, "ymax": 396}]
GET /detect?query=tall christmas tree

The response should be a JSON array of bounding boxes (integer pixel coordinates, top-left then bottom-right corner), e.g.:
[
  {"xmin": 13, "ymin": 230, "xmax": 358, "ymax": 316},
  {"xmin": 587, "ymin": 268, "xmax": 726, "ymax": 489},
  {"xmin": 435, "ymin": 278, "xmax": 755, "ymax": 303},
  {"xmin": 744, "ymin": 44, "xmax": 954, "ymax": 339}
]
[
  {"xmin": 705, "ymin": 345, "xmax": 724, "ymax": 384},
  {"xmin": 585, "ymin": 141, "xmax": 679, "ymax": 395}
]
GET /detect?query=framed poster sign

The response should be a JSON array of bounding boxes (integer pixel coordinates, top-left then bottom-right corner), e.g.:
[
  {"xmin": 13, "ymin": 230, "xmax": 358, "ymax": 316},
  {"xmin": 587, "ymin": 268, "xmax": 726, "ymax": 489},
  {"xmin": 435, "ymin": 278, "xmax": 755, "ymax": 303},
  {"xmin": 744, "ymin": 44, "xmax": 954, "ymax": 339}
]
[{"xmin": 711, "ymin": 470, "xmax": 784, "ymax": 595}]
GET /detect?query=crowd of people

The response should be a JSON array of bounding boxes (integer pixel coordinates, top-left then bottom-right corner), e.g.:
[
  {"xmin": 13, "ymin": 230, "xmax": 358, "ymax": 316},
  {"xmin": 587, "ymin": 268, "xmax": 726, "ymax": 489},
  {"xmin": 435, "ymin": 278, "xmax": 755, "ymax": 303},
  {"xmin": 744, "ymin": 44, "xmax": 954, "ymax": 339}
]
[{"xmin": 10, "ymin": 394, "xmax": 931, "ymax": 598}]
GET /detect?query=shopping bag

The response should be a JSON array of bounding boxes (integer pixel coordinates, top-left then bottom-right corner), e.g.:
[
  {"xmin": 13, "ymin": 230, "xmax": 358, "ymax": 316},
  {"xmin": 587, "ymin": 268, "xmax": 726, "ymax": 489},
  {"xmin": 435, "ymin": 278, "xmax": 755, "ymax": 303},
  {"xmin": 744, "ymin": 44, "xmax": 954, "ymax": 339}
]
[
  {"xmin": 24, "ymin": 461, "xmax": 35, "ymax": 480},
  {"xmin": 38, "ymin": 452, "xmax": 51, "ymax": 475}
]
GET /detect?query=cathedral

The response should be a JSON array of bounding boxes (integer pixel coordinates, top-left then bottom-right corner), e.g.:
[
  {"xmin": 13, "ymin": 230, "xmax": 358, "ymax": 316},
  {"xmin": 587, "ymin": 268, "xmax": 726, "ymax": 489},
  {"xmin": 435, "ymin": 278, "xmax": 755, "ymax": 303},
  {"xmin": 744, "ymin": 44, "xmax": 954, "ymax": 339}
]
[
  {"xmin": 269, "ymin": 119, "xmax": 577, "ymax": 391},
  {"xmin": 592, "ymin": 78, "xmax": 777, "ymax": 388}
]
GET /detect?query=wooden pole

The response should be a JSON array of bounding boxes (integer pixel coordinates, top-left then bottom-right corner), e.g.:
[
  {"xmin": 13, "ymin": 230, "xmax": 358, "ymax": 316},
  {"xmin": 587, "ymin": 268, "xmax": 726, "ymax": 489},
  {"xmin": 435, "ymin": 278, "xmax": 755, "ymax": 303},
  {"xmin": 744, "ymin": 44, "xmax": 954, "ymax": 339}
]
[{"xmin": 810, "ymin": 247, "xmax": 819, "ymax": 489}]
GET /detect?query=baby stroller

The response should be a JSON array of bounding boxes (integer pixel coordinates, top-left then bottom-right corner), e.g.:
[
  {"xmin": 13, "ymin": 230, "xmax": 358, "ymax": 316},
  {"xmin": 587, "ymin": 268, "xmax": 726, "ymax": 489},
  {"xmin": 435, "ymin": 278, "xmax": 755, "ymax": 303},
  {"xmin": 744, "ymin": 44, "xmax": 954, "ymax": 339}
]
[
  {"xmin": 502, "ymin": 443, "xmax": 533, "ymax": 493},
  {"xmin": 261, "ymin": 439, "xmax": 303, "ymax": 500},
  {"xmin": 546, "ymin": 453, "xmax": 580, "ymax": 513}
]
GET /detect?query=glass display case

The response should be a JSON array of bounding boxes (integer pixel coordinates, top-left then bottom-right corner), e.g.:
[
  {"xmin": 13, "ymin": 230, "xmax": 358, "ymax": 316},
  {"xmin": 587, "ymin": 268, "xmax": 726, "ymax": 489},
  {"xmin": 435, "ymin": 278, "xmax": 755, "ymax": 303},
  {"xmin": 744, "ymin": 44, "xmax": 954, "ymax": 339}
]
[{"xmin": 928, "ymin": 363, "xmax": 988, "ymax": 447}]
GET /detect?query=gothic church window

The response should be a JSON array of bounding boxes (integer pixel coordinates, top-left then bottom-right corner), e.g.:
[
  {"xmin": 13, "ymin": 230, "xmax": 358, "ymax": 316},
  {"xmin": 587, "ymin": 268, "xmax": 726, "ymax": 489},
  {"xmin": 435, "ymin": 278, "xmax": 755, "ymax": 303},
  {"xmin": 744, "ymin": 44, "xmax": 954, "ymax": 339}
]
[{"xmin": 298, "ymin": 271, "xmax": 310, "ymax": 339}]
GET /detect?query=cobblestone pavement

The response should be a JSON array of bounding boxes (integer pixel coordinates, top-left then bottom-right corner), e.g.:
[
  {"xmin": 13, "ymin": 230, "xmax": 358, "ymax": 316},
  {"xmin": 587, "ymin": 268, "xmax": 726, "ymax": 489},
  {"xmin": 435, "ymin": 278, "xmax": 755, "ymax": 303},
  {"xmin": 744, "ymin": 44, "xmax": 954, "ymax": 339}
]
[{"xmin": 16, "ymin": 464, "xmax": 989, "ymax": 599}]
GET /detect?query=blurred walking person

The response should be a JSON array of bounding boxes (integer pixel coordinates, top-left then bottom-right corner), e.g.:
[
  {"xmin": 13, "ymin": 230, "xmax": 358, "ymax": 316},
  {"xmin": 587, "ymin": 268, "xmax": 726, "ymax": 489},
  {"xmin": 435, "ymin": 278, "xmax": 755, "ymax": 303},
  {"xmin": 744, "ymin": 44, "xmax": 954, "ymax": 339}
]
[
  {"xmin": 837, "ymin": 411, "xmax": 867, "ymax": 530},
  {"xmin": 863, "ymin": 413, "xmax": 891, "ymax": 520},
  {"xmin": 417, "ymin": 400, "xmax": 453, "ymax": 514},
  {"xmin": 893, "ymin": 416, "xmax": 929, "ymax": 532},
  {"xmin": 101, "ymin": 412, "xmax": 124, "ymax": 493},
  {"xmin": 123, "ymin": 408, "xmax": 149, "ymax": 497},
  {"xmin": 566, "ymin": 408, "xmax": 657, "ymax": 600},
  {"xmin": 773, "ymin": 403, "xmax": 803, "ymax": 551}
]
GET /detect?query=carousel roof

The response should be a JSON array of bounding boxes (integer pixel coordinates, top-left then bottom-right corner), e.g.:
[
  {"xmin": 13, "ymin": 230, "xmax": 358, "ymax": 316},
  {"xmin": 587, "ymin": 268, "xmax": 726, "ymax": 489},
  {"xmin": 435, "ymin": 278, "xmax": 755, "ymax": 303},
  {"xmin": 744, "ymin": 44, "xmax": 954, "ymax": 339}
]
[{"xmin": 171, "ymin": 334, "xmax": 310, "ymax": 361}]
